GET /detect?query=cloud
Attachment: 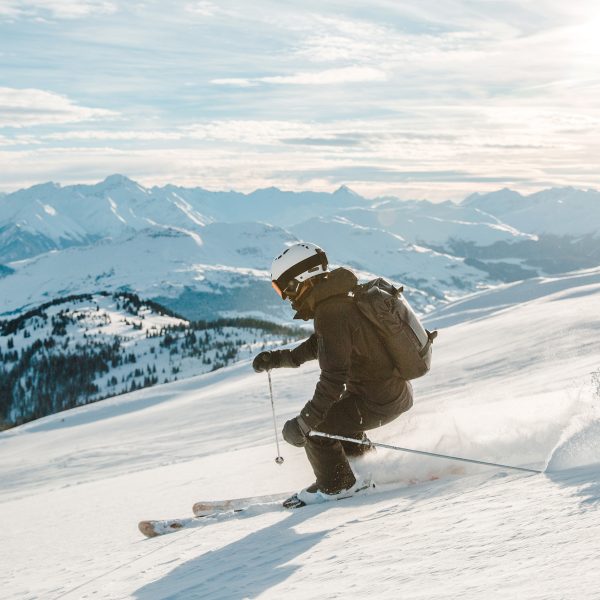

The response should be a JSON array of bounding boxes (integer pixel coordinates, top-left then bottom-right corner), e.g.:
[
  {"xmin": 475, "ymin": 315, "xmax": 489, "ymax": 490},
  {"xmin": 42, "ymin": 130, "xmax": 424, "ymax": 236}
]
[
  {"xmin": 0, "ymin": 130, "xmax": 595, "ymax": 202},
  {"xmin": 2, "ymin": 1, "xmax": 600, "ymax": 201},
  {"xmin": 43, "ymin": 129, "xmax": 183, "ymax": 141},
  {"xmin": 212, "ymin": 66, "xmax": 387, "ymax": 87},
  {"xmin": 0, "ymin": 88, "xmax": 118, "ymax": 127},
  {"xmin": 2, "ymin": 109, "xmax": 598, "ymax": 200},
  {"xmin": 289, "ymin": 12, "xmax": 492, "ymax": 69},
  {"xmin": 181, "ymin": 120, "xmax": 342, "ymax": 144},
  {"xmin": 276, "ymin": 165, "xmax": 532, "ymax": 185},
  {"xmin": 30, "ymin": 121, "xmax": 364, "ymax": 146},
  {"xmin": 0, "ymin": 0, "xmax": 117, "ymax": 20},
  {"xmin": 41, "ymin": 125, "xmax": 365, "ymax": 148},
  {"xmin": 184, "ymin": 1, "xmax": 219, "ymax": 17},
  {"xmin": 265, "ymin": 66, "xmax": 387, "ymax": 85},
  {"xmin": 281, "ymin": 137, "xmax": 362, "ymax": 147},
  {"xmin": 210, "ymin": 78, "xmax": 258, "ymax": 88}
]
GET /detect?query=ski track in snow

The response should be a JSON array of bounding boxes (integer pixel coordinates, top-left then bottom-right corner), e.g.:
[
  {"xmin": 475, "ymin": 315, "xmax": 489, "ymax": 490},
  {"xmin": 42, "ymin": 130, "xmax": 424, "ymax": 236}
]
[{"xmin": 1, "ymin": 268, "xmax": 600, "ymax": 599}]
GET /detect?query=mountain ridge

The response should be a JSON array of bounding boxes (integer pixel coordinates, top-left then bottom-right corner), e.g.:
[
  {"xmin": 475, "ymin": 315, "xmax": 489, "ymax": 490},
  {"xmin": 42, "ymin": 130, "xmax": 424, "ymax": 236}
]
[{"xmin": 1, "ymin": 175, "xmax": 600, "ymax": 321}]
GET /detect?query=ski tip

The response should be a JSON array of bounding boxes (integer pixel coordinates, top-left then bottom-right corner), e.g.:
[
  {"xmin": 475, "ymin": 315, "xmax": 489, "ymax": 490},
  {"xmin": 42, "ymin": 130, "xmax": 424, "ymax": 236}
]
[
  {"xmin": 192, "ymin": 502, "xmax": 216, "ymax": 517},
  {"xmin": 138, "ymin": 518, "xmax": 190, "ymax": 538},
  {"xmin": 192, "ymin": 502, "xmax": 205, "ymax": 516},
  {"xmin": 138, "ymin": 520, "xmax": 159, "ymax": 538}
]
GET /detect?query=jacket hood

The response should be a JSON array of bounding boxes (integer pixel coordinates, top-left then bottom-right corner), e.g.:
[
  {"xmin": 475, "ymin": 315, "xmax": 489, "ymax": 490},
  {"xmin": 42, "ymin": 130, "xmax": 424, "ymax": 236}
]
[{"xmin": 292, "ymin": 267, "xmax": 358, "ymax": 320}]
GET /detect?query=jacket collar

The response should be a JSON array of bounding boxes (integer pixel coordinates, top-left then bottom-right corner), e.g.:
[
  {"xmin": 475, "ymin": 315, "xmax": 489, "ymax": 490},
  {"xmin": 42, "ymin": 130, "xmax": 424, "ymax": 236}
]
[{"xmin": 292, "ymin": 267, "xmax": 358, "ymax": 320}]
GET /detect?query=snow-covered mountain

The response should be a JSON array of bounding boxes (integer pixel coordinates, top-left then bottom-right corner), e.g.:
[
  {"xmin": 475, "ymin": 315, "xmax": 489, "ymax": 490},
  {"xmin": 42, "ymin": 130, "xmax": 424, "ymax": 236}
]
[
  {"xmin": 1, "ymin": 175, "xmax": 600, "ymax": 322},
  {"xmin": 0, "ymin": 218, "xmax": 489, "ymax": 319},
  {"xmin": 290, "ymin": 216, "xmax": 486, "ymax": 304},
  {"xmin": 338, "ymin": 197, "xmax": 538, "ymax": 247},
  {"xmin": 0, "ymin": 224, "xmax": 294, "ymax": 319},
  {"xmin": 5, "ymin": 176, "xmax": 599, "ymax": 266},
  {"xmin": 0, "ymin": 292, "xmax": 303, "ymax": 427},
  {"xmin": 1, "ymin": 264, "xmax": 599, "ymax": 599},
  {"xmin": 160, "ymin": 182, "xmax": 365, "ymax": 227},
  {"xmin": 464, "ymin": 186, "xmax": 600, "ymax": 236},
  {"xmin": 0, "ymin": 176, "xmax": 362, "ymax": 264},
  {"xmin": 0, "ymin": 175, "xmax": 210, "ymax": 263}
]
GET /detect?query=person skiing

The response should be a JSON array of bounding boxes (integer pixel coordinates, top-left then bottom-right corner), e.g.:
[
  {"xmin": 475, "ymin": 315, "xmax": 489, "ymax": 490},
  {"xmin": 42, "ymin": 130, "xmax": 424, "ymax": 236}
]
[{"xmin": 253, "ymin": 242, "xmax": 413, "ymax": 507}]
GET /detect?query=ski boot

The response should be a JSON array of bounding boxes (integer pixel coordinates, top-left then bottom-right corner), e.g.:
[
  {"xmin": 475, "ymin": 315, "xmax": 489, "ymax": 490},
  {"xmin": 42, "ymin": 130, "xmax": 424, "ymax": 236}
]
[{"xmin": 283, "ymin": 477, "xmax": 374, "ymax": 509}]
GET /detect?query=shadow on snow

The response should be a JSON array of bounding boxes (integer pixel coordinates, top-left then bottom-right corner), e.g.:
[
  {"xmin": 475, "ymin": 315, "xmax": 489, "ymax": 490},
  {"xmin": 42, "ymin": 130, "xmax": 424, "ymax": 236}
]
[{"xmin": 133, "ymin": 507, "xmax": 329, "ymax": 600}]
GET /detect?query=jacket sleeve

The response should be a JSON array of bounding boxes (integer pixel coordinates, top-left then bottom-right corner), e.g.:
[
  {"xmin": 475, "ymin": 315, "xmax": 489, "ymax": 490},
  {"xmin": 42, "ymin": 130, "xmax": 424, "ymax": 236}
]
[
  {"xmin": 289, "ymin": 334, "xmax": 319, "ymax": 366},
  {"xmin": 270, "ymin": 334, "xmax": 318, "ymax": 368},
  {"xmin": 299, "ymin": 302, "xmax": 353, "ymax": 428}
]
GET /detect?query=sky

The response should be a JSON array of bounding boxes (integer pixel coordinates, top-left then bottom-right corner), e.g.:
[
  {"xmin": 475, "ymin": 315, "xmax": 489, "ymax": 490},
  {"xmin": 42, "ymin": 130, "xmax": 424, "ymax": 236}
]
[{"xmin": 1, "ymin": 0, "xmax": 600, "ymax": 201}]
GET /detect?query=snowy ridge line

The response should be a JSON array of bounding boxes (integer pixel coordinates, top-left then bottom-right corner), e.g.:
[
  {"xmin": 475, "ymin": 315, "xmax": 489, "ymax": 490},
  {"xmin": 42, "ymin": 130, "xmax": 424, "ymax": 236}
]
[{"xmin": 0, "ymin": 289, "xmax": 183, "ymax": 328}]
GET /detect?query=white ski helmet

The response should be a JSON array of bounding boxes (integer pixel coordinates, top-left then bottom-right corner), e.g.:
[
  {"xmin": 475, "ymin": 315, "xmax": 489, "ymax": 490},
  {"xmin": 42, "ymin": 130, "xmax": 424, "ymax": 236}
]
[{"xmin": 271, "ymin": 242, "xmax": 328, "ymax": 299}]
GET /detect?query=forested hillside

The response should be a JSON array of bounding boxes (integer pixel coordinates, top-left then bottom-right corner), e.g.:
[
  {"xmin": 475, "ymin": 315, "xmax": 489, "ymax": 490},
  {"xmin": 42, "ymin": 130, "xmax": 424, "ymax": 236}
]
[{"xmin": 0, "ymin": 292, "xmax": 303, "ymax": 428}]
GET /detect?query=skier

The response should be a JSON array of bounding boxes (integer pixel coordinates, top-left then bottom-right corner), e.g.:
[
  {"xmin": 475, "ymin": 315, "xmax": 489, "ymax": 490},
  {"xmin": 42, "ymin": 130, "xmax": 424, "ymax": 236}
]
[{"xmin": 253, "ymin": 242, "xmax": 413, "ymax": 507}]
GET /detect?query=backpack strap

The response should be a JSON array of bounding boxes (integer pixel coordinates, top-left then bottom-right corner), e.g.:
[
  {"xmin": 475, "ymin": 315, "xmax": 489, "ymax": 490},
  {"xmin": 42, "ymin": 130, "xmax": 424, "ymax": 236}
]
[
  {"xmin": 419, "ymin": 329, "xmax": 438, "ymax": 358},
  {"xmin": 389, "ymin": 284, "xmax": 404, "ymax": 297}
]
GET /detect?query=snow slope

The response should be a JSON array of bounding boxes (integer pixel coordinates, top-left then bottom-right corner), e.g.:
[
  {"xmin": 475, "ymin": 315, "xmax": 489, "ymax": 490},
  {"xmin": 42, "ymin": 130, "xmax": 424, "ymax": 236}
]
[
  {"xmin": 1, "ymin": 268, "xmax": 600, "ymax": 599},
  {"xmin": 0, "ymin": 221, "xmax": 488, "ymax": 318},
  {"xmin": 464, "ymin": 187, "xmax": 600, "ymax": 237},
  {"xmin": 291, "ymin": 216, "xmax": 486, "ymax": 303},
  {"xmin": 0, "ymin": 224, "xmax": 294, "ymax": 317},
  {"xmin": 339, "ymin": 199, "xmax": 538, "ymax": 248}
]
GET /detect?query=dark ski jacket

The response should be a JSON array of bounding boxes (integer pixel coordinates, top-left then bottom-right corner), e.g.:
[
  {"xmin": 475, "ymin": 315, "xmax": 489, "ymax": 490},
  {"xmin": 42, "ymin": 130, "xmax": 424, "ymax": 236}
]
[{"xmin": 280, "ymin": 267, "xmax": 412, "ymax": 428}]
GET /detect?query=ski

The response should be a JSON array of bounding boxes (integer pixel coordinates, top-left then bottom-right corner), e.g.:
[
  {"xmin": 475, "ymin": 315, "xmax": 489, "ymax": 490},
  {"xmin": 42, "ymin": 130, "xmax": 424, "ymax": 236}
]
[
  {"xmin": 139, "ymin": 482, "xmax": 378, "ymax": 538},
  {"xmin": 192, "ymin": 492, "xmax": 292, "ymax": 517},
  {"xmin": 138, "ymin": 492, "xmax": 293, "ymax": 538}
]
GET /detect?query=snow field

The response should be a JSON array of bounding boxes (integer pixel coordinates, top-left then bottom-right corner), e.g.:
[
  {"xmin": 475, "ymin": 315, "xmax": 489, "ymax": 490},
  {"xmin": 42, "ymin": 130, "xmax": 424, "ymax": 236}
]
[
  {"xmin": 546, "ymin": 405, "xmax": 600, "ymax": 471},
  {"xmin": 1, "ymin": 266, "xmax": 600, "ymax": 598}
]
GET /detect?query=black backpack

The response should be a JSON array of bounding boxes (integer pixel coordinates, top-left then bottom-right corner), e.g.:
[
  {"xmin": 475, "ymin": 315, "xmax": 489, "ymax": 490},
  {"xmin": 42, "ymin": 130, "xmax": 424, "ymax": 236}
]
[{"xmin": 353, "ymin": 278, "xmax": 437, "ymax": 380}]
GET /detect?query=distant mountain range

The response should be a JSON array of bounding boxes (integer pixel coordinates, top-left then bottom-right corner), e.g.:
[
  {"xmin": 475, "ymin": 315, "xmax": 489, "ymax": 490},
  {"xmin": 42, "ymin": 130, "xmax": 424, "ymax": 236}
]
[{"xmin": 1, "ymin": 175, "xmax": 600, "ymax": 320}]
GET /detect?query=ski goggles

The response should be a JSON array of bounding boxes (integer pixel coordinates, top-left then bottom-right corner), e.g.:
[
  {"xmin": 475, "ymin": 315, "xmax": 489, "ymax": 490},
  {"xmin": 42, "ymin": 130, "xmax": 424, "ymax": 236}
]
[
  {"xmin": 272, "ymin": 280, "xmax": 285, "ymax": 299},
  {"xmin": 272, "ymin": 279, "xmax": 302, "ymax": 300}
]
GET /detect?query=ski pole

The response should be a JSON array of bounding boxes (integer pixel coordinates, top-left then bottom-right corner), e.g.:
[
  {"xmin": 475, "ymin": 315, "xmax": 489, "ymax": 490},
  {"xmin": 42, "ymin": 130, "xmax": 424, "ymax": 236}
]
[
  {"xmin": 309, "ymin": 431, "xmax": 543, "ymax": 474},
  {"xmin": 267, "ymin": 370, "xmax": 284, "ymax": 465}
]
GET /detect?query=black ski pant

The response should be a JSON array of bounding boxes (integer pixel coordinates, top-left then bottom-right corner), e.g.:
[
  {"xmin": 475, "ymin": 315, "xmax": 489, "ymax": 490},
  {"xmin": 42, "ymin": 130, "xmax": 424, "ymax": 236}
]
[{"xmin": 305, "ymin": 378, "xmax": 413, "ymax": 494}]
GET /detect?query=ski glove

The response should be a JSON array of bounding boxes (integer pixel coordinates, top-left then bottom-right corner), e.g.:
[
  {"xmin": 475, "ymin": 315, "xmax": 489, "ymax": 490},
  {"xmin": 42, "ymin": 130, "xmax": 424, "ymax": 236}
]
[
  {"xmin": 252, "ymin": 349, "xmax": 299, "ymax": 373},
  {"xmin": 253, "ymin": 351, "xmax": 279, "ymax": 372},
  {"xmin": 282, "ymin": 415, "xmax": 311, "ymax": 447}
]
